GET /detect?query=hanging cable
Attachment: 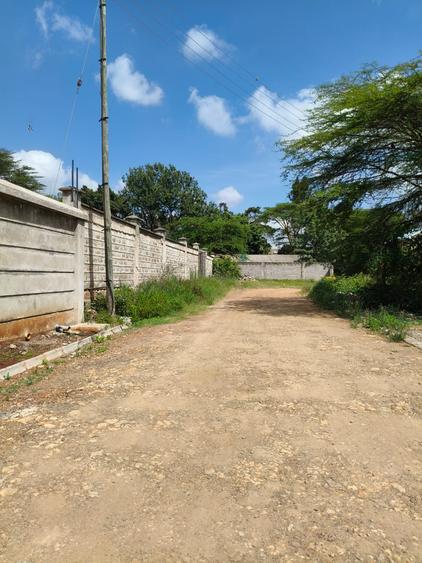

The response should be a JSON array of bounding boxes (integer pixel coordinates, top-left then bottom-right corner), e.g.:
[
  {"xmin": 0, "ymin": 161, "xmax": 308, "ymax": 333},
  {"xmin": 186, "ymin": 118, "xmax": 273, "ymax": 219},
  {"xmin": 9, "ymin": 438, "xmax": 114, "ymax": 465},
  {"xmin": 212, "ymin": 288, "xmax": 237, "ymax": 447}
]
[
  {"xmin": 114, "ymin": 0, "xmax": 304, "ymax": 135},
  {"xmin": 145, "ymin": 0, "xmax": 308, "ymax": 121},
  {"xmin": 53, "ymin": 2, "xmax": 99, "ymax": 193},
  {"xmin": 127, "ymin": 0, "xmax": 304, "ymax": 132}
]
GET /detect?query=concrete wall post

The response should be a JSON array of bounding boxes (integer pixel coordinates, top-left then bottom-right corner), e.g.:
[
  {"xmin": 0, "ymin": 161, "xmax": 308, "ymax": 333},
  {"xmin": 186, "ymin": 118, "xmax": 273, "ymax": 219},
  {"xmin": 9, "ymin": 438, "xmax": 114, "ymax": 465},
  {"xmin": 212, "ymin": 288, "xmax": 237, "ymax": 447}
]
[
  {"xmin": 192, "ymin": 243, "xmax": 200, "ymax": 277},
  {"xmin": 179, "ymin": 237, "xmax": 188, "ymax": 279},
  {"xmin": 154, "ymin": 227, "xmax": 167, "ymax": 273},
  {"xmin": 126, "ymin": 215, "xmax": 142, "ymax": 287},
  {"xmin": 59, "ymin": 186, "xmax": 81, "ymax": 209},
  {"xmin": 198, "ymin": 248, "xmax": 207, "ymax": 277},
  {"xmin": 74, "ymin": 219, "xmax": 85, "ymax": 322}
]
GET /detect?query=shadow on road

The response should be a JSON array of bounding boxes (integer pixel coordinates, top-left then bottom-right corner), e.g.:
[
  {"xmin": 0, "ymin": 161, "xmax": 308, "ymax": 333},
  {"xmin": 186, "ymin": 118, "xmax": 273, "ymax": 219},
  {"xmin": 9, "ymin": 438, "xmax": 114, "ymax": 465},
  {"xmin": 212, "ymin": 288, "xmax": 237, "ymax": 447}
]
[{"xmin": 225, "ymin": 295, "xmax": 333, "ymax": 318}]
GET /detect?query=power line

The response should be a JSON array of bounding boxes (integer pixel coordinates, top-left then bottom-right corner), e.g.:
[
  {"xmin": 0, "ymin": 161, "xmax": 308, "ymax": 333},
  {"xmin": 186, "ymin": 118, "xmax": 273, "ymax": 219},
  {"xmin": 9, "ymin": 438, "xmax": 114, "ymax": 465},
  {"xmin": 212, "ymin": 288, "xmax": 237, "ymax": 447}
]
[
  {"xmin": 53, "ymin": 2, "xmax": 99, "ymax": 193},
  {"xmin": 128, "ymin": 0, "xmax": 303, "ymax": 132},
  {"xmin": 114, "ymin": 0, "xmax": 304, "ymax": 135},
  {"xmin": 145, "ymin": 0, "xmax": 308, "ymax": 122}
]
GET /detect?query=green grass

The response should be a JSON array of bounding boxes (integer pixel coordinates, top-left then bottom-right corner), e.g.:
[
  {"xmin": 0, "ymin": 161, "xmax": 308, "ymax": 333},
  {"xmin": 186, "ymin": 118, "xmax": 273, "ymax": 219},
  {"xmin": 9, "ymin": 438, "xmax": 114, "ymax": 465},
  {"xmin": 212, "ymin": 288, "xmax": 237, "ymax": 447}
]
[
  {"xmin": 352, "ymin": 308, "xmax": 419, "ymax": 342},
  {"xmin": 75, "ymin": 335, "xmax": 110, "ymax": 357},
  {"xmin": 0, "ymin": 347, "xmax": 36, "ymax": 367},
  {"xmin": 310, "ymin": 275, "xmax": 421, "ymax": 341},
  {"xmin": 239, "ymin": 279, "xmax": 315, "ymax": 291},
  {"xmin": 0, "ymin": 360, "xmax": 53, "ymax": 399},
  {"xmin": 92, "ymin": 277, "xmax": 237, "ymax": 326}
]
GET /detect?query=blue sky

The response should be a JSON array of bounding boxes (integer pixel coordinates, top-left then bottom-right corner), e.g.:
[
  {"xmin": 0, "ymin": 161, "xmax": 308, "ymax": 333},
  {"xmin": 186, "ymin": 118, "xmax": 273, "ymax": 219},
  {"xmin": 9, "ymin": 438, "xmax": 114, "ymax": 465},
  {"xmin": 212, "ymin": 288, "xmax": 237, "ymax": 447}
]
[{"xmin": 1, "ymin": 0, "xmax": 421, "ymax": 210}]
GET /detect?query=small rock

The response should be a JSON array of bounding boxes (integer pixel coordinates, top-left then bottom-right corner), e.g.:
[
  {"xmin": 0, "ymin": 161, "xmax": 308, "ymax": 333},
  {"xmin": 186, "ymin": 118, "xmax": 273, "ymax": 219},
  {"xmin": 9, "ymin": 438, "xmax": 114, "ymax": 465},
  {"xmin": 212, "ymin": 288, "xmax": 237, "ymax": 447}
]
[
  {"xmin": 392, "ymin": 483, "xmax": 406, "ymax": 494},
  {"xmin": 0, "ymin": 488, "xmax": 18, "ymax": 497}
]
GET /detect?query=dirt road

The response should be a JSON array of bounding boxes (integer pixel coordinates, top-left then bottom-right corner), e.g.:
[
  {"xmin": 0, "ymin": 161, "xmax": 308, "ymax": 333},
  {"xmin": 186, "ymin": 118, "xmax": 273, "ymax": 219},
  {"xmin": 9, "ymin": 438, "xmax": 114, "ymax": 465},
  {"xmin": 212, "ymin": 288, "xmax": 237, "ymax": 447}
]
[{"xmin": 1, "ymin": 288, "xmax": 421, "ymax": 562}]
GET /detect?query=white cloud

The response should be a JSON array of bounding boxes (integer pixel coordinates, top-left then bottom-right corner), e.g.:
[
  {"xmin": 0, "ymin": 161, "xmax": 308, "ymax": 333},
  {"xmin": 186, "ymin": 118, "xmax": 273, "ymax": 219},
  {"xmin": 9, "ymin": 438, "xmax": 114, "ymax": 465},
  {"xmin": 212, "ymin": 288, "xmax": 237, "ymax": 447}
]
[
  {"xmin": 116, "ymin": 179, "xmax": 126, "ymax": 191},
  {"xmin": 32, "ymin": 51, "xmax": 44, "ymax": 70},
  {"xmin": 247, "ymin": 86, "xmax": 316, "ymax": 138},
  {"xmin": 13, "ymin": 150, "xmax": 98, "ymax": 194},
  {"xmin": 107, "ymin": 54, "xmax": 164, "ymax": 106},
  {"xmin": 35, "ymin": 1, "xmax": 53, "ymax": 37},
  {"xmin": 188, "ymin": 88, "xmax": 236, "ymax": 137},
  {"xmin": 51, "ymin": 13, "xmax": 94, "ymax": 43},
  {"xmin": 214, "ymin": 186, "xmax": 243, "ymax": 208},
  {"xmin": 35, "ymin": 1, "xmax": 93, "ymax": 43},
  {"xmin": 182, "ymin": 25, "xmax": 230, "ymax": 61}
]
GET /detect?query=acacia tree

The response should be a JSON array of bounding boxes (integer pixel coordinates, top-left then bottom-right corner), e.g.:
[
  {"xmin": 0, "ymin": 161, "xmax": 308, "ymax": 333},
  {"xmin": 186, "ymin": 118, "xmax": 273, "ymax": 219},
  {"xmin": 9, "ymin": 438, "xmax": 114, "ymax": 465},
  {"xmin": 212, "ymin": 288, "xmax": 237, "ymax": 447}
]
[
  {"xmin": 0, "ymin": 148, "xmax": 43, "ymax": 192},
  {"xmin": 276, "ymin": 56, "xmax": 422, "ymax": 298},
  {"xmin": 280, "ymin": 57, "xmax": 422, "ymax": 232},
  {"xmin": 260, "ymin": 177, "xmax": 311, "ymax": 252}
]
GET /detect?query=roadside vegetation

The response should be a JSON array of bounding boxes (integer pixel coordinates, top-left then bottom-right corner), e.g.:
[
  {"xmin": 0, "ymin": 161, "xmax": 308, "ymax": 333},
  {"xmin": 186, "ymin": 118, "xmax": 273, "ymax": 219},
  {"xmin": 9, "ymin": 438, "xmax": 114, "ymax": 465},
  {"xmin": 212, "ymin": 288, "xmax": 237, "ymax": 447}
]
[
  {"xmin": 240, "ymin": 279, "xmax": 314, "ymax": 291},
  {"xmin": 310, "ymin": 275, "xmax": 421, "ymax": 341},
  {"xmin": 0, "ymin": 360, "xmax": 53, "ymax": 400},
  {"xmin": 92, "ymin": 276, "xmax": 236, "ymax": 326}
]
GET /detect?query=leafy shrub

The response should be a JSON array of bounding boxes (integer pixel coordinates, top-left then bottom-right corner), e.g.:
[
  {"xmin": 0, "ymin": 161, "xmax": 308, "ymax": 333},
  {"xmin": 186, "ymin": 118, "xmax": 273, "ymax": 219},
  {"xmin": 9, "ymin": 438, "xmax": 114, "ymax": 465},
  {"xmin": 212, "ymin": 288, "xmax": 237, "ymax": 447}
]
[
  {"xmin": 310, "ymin": 275, "xmax": 419, "ymax": 341},
  {"xmin": 213, "ymin": 256, "xmax": 241, "ymax": 278},
  {"xmin": 309, "ymin": 274, "xmax": 373, "ymax": 316},
  {"xmin": 353, "ymin": 308, "xmax": 409, "ymax": 342},
  {"xmin": 91, "ymin": 276, "xmax": 235, "ymax": 324}
]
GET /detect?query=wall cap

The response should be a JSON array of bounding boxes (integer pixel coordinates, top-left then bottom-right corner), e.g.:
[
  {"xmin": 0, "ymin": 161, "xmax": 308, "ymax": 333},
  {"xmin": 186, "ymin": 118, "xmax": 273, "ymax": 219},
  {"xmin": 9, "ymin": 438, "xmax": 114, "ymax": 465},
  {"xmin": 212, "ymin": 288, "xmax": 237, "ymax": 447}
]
[{"xmin": 0, "ymin": 178, "xmax": 88, "ymax": 221}]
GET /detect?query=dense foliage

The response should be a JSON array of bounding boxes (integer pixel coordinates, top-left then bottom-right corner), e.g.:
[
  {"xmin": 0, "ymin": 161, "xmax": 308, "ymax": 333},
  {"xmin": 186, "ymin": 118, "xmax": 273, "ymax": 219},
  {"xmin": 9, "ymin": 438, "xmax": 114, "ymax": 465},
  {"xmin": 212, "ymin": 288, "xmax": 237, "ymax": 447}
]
[
  {"xmin": 0, "ymin": 148, "xmax": 44, "ymax": 192},
  {"xmin": 122, "ymin": 163, "xmax": 213, "ymax": 230},
  {"xmin": 212, "ymin": 256, "xmax": 241, "ymax": 278},
  {"xmin": 309, "ymin": 276, "xmax": 417, "ymax": 340},
  {"xmin": 80, "ymin": 185, "xmax": 130, "ymax": 219},
  {"xmin": 92, "ymin": 276, "xmax": 235, "ymax": 323},
  {"xmin": 271, "ymin": 55, "xmax": 422, "ymax": 312}
]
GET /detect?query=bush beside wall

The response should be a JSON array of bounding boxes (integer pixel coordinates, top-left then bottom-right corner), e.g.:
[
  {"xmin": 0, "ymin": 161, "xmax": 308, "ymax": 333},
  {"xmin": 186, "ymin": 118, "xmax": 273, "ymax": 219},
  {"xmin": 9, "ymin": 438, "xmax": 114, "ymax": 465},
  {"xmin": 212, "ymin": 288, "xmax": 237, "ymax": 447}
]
[
  {"xmin": 309, "ymin": 275, "xmax": 420, "ymax": 340},
  {"xmin": 92, "ymin": 276, "xmax": 235, "ymax": 324}
]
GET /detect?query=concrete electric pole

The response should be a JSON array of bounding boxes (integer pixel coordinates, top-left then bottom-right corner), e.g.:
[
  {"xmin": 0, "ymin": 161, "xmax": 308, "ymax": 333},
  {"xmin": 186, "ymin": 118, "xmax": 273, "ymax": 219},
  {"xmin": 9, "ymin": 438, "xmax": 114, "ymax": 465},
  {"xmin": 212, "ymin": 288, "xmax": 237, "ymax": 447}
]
[{"xmin": 99, "ymin": 0, "xmax": 115, "ymax": 314}]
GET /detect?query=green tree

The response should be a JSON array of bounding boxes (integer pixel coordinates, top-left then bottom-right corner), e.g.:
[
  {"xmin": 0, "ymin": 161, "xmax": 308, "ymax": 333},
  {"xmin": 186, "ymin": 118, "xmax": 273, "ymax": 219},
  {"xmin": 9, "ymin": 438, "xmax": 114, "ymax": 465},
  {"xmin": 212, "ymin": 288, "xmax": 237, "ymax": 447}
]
[
  {"xmin": 280, "ymin": 57, "xmax": 422, "ymax": 232},
  {"xmin": 122, "ymin": 163, "xmax": 212, "ymax": 230},
  {"xmin": 80, "ymin": 185, "xmax": 130, "ymax": 219},
  {"xmin": 259, "ymin": 178, "xmax": 312, "ymax": 253},
  {"xmin": 173, "ymin": 215, "xmax": 250, "ymax": 255},
  {"xmin": 277, "ymin": 55, "xmax": 422, "ymax": 309},
  {"xmin": 242, "ymin": 206, "xmax": 272, "ymax": 254},
  {"xmin": 0, "ymin": 148, "xmax": 44, "ymax": 192}
]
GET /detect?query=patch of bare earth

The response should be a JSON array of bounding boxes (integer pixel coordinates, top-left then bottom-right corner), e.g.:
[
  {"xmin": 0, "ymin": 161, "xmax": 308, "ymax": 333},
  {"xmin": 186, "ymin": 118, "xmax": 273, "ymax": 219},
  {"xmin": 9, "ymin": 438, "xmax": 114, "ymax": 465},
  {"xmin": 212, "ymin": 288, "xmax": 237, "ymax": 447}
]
[{"xmin": 0, "ymin": 288, "xmax": 421, "ymax": 562}]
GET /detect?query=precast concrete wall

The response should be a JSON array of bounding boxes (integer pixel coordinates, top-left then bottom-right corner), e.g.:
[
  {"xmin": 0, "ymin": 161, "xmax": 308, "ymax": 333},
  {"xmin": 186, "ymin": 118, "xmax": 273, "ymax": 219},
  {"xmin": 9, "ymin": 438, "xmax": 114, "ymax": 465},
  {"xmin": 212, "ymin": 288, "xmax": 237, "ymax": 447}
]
[
  {"xmin": 0, "ymin": 180, "xmax": 87, "ymax": 339},
  {"xmin": 0, "ymin": 181, "xmax": 212, "ymax": 339},
  {"xmin": 239, "ymin": 255, "xmax": 332, "ymax": 280},
  {"xmin": 83, "ymin": 206, "xmax": 207, "ymax": 294}
]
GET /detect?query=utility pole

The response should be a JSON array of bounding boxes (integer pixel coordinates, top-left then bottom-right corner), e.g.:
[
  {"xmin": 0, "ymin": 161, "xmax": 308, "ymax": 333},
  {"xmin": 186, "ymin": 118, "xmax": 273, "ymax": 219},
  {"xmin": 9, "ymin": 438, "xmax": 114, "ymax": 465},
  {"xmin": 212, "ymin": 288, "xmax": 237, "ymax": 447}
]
[{"xmin": 99, "ymin": 0, "xmax": 115, "ymax": 314}]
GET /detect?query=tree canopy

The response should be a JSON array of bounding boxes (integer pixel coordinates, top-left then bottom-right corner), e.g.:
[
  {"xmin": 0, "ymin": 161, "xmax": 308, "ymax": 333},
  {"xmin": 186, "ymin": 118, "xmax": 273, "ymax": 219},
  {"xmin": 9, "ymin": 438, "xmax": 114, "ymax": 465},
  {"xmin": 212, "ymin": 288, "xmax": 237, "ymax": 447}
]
[
  {"xmin": 80, "ymin": 185, "xmax": 130, "ymax": 219},
  {"xmin": 271, "ymin": 55, "xmax": 422, "ymax": 308},
  {"xmin": 122, "ymin": 163, "xmax": 214, "ymax": 230},
  {"xmin": 0, "ymin": 148, "xmax": 44, "ymax": 192},
  {"xmin": 280, "ymin": 56, "xmax": 422, "ymax": 233}
]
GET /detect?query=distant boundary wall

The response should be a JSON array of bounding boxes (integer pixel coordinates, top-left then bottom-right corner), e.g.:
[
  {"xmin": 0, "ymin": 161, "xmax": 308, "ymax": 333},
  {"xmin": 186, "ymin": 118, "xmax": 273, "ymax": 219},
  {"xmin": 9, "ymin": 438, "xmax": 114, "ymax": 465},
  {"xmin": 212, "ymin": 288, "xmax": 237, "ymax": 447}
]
[
  {"xmin": 83, "ymin": 205, "xmax": 212, "ymax": 295},
  {"xmin": 238, "ymin": 255, "xmax": 332, "ymax": 280},
  {"xmin": 0, "ymin": 182, "xmax": 212, "ymax": 340}
]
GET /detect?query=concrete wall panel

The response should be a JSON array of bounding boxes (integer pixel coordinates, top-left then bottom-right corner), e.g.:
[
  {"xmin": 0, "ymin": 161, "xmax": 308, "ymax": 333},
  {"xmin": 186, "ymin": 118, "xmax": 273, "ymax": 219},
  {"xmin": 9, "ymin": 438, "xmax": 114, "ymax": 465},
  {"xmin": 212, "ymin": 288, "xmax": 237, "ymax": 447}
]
[
  {"xmin": 0, "ymin": 179, "xmax": 87, "ymax": 339},
  {"xmin": 239, "ymin": 256, "xmax": 331, "ymax": 280}
]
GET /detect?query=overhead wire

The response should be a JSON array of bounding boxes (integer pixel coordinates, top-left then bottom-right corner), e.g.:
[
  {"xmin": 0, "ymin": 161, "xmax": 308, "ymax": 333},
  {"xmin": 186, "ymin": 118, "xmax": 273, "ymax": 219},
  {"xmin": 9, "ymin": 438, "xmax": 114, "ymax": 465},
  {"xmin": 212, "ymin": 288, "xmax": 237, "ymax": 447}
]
[
  {"xmin": 53, "ymin": 2, "xmax": 99, "ymax": 193},
  {"xmin": 145, "ymin": 0, "xmax": 308, "ymax": 122},
  {"xmin": 128, "ymin": 0, "xmax": 305, "ymax": 133},
  {"xmin": 113, "ymin": 0, "xmax": 304, "ymax": 135}
]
